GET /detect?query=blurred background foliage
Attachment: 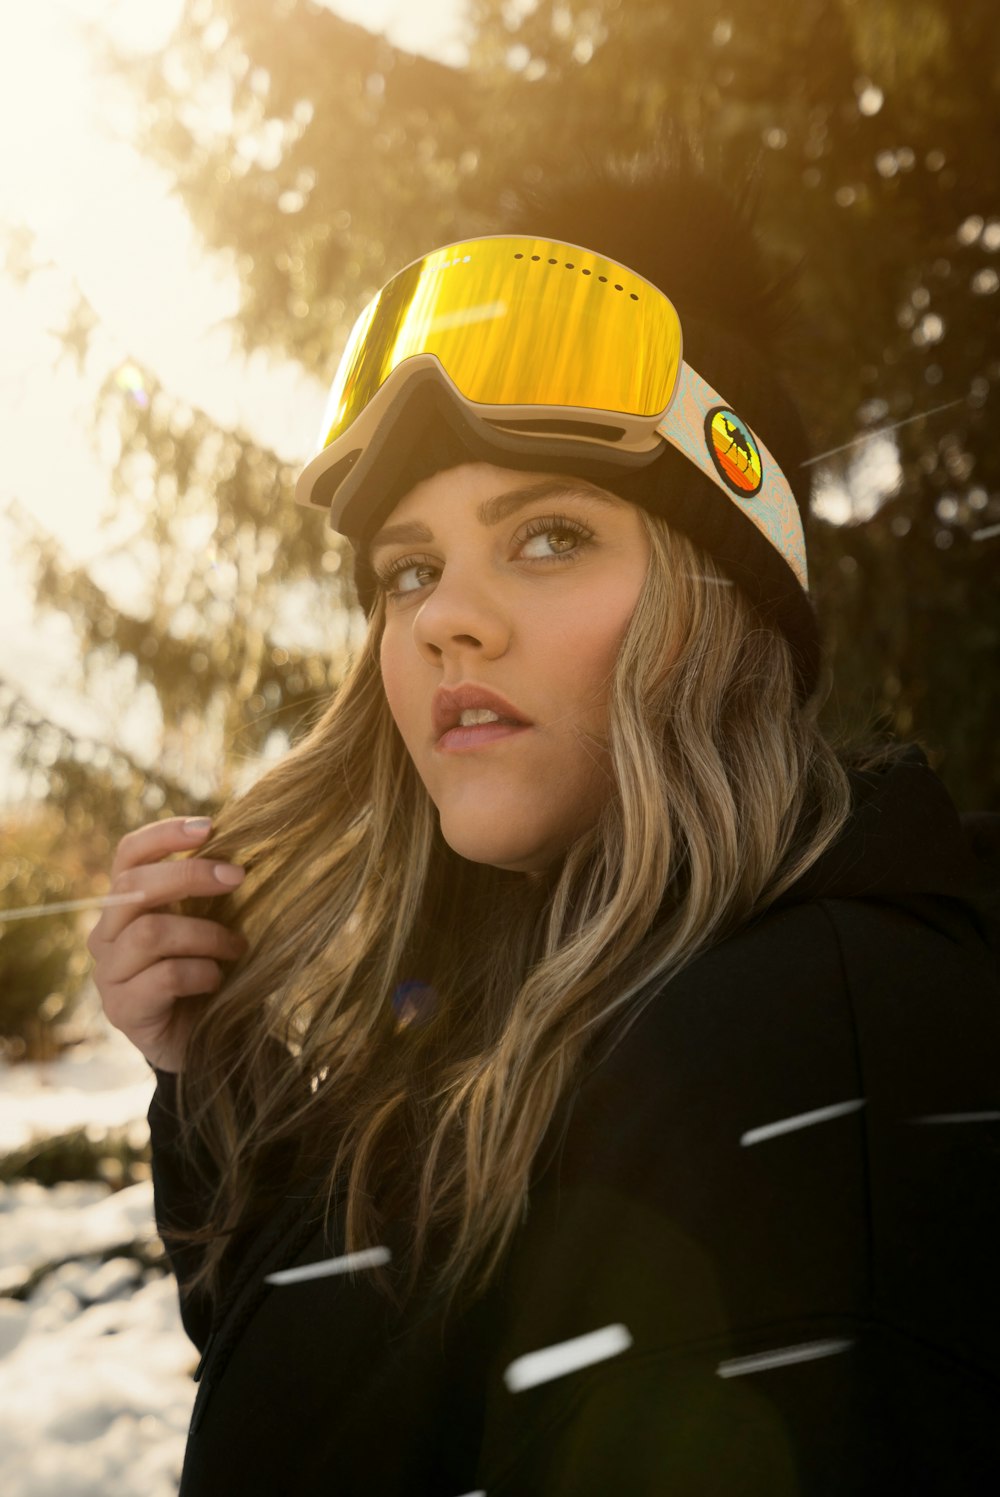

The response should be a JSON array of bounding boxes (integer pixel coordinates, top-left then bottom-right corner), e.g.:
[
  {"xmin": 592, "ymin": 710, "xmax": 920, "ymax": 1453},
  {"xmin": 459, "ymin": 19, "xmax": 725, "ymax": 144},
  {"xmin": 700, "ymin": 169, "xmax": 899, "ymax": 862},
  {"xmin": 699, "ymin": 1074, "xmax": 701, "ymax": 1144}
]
[
  {"xmin": 1, "ymin": 0, "xmax": 997, "ymax": 1056},
  {"xmin": 0, "ymin": 802, "xmax": 96, "ymax": 1062}
]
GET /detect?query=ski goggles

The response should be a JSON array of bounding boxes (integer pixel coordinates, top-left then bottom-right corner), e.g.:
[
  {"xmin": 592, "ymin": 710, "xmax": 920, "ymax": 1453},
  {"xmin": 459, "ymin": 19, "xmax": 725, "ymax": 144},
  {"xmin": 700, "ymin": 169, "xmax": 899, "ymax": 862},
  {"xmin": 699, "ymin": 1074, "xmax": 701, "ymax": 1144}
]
[{"xmin": 295, "ymin": 234, "xmax": 808, "ymax": 592}]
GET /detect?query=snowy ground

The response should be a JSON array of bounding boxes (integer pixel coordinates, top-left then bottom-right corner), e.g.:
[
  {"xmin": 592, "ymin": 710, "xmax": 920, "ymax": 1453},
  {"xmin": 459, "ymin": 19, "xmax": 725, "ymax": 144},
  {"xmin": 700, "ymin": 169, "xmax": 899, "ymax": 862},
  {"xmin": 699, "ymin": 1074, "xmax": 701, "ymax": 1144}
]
[{"xmin": 0, "ymin": 1012, "xmax": 196, "ymax": 1496}]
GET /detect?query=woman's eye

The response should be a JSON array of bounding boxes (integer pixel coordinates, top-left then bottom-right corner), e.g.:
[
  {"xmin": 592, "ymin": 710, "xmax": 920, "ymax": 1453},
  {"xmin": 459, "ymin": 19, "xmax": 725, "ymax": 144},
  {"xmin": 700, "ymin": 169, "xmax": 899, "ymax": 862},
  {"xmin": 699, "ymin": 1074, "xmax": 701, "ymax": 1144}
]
[
  {"xmin": 373, "ymin": 516, "xmax": 593, "ymax": 598},
  {"xmin": 518, "ymin": 518, "xmax": 594, "ymax": 561},
  {"xmin": 374, "ymin": 557, "xmax": 438, "ymax": 596},
  {"xmin": 520, "ymin": 529, "xmax": 574, "ymax": 559}
]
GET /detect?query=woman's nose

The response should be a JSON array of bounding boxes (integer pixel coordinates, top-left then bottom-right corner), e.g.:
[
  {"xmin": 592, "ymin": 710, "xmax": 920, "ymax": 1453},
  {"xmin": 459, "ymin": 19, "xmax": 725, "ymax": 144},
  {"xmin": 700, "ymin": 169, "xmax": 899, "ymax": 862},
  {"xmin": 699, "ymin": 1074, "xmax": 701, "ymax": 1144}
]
[{"xmin": 411, "ymin": 568, "xmax": 511, "ymax": 662}]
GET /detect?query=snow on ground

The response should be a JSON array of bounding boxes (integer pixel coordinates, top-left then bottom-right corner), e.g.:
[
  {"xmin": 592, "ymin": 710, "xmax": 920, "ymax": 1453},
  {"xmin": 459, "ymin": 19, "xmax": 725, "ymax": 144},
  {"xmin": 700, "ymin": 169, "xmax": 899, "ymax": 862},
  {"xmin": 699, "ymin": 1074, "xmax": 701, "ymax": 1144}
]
[
  {"xmin": 0, "ymin": 1236, "xmax": 196, "ymax": 1496},
  {"xmin": 0, "ymin": 1007, "xmax": 157, "ymax": 1156},
  {"xmin": 1, "ymin": 1179, "xmax": 160, "ymax": 1293},
  {"xmin": 0, "ymin": 1015, "xmax": 197, "ymax": 1495}
]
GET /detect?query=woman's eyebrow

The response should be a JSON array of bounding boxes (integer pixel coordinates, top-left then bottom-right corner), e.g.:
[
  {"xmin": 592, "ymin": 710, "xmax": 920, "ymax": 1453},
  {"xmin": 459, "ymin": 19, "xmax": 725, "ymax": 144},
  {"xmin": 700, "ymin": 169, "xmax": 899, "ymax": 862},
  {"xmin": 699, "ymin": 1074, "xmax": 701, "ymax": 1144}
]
[{"xmin": 366, "ymin": 479, "xmax": 621, "ymax": 559}]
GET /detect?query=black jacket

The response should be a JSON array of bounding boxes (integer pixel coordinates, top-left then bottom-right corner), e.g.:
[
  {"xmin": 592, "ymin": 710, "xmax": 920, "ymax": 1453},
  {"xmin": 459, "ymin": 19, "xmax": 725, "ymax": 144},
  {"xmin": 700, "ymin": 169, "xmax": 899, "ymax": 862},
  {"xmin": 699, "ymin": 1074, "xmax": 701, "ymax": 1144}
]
[{"xmin": 149, "ymin": 744, "xmax": 1000, "ymax": 1495}]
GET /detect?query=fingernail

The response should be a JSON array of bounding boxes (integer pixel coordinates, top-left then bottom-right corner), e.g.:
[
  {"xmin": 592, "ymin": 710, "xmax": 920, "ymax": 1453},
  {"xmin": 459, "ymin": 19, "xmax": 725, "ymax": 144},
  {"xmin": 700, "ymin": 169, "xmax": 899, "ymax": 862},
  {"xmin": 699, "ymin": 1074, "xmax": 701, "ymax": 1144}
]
[
  {"xmin": 213, "ymin": 864, "xmax": 245, "ymax": 886},
  {"xmin": 184, "ymin": 817, "xmax": 212, "ymax": 836}
]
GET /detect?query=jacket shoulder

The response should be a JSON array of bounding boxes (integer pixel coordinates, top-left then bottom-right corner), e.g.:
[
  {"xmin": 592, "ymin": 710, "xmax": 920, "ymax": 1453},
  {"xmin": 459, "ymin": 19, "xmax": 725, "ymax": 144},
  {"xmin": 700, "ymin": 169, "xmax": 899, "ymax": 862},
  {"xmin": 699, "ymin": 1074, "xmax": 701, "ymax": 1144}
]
[
  {"xmin": 578, "ymin": 898, "xmax": 851, "ymax": 1115},
  {"xmin": 475, "ymin": 893, "xmax": 1000, "ymax": 1490}
]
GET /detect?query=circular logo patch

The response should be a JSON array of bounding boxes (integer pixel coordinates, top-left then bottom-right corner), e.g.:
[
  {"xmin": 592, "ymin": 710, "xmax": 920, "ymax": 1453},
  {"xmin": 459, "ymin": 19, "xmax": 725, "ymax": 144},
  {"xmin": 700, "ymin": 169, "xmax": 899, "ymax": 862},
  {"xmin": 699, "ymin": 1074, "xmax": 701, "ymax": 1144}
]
[{"xmin": 705, "ymin": 407, "xmax": 763, "ymax": 497}]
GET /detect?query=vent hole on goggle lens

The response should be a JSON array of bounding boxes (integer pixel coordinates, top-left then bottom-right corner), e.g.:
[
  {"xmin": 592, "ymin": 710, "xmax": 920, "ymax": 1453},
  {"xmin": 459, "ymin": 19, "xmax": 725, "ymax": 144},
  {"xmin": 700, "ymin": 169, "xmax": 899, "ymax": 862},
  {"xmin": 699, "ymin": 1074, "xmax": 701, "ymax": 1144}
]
[{"xmin": 511, "ymin": 254, "xmax": 639, "ymax": 297}]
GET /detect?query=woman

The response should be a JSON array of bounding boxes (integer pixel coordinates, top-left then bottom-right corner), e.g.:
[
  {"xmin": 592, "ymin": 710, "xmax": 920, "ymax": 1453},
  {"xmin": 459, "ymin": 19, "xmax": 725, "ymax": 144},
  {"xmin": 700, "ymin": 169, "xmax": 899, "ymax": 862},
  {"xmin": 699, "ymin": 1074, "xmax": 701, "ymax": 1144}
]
[{"xmin": 90, "ymin": 146, "xmax": 1000, "ymax": 1495}]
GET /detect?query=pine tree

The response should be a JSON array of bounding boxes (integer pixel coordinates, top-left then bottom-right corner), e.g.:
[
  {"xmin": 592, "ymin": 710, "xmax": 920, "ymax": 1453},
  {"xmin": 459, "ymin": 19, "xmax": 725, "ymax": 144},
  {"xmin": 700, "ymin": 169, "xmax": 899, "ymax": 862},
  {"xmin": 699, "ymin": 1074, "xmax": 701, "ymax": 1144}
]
[{"xmin": 3, "ymin": 0, "xmax": 997, "ymax": 1045}]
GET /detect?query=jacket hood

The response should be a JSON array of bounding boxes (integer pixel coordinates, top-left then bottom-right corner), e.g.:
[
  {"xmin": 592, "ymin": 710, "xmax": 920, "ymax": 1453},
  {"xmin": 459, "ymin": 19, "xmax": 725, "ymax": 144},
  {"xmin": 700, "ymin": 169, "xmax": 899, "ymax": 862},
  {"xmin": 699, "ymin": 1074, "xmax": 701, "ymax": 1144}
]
[{"xmin": 772, "ymin": 742, "xmax": 1000, "ymax": 931}]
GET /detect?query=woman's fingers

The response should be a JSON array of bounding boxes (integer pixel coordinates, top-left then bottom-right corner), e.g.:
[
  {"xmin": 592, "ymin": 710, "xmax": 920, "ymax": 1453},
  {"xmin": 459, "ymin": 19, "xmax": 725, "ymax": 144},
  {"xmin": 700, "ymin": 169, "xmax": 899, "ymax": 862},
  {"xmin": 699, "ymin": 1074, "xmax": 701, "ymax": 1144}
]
[
  {"xmin": 91, "ymin": 817, "xmax": 244, "ymax": 947},
  {"xmin": 100, "ymin": 950, "xmax": 234, "ymax": 1070},
  {"xmin": 103, "ymin": 912, "xmax": 249, "ymax": 987},
  {"xmin": 111, "ymin": 814, "xmax": 214, "ymax": 878},
  {"xmin": 88, "ymin": 815, "xmax": 249, "ymax": 1073}
]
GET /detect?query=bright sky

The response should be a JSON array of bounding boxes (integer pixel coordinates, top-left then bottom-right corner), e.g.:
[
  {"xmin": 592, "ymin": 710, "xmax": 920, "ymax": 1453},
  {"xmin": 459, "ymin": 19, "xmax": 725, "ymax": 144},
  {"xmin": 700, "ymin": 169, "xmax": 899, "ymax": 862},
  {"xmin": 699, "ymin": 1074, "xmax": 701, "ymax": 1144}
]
[{"xmin": 0, "ymin": 0, "xmax": 470, "ymax": 560}]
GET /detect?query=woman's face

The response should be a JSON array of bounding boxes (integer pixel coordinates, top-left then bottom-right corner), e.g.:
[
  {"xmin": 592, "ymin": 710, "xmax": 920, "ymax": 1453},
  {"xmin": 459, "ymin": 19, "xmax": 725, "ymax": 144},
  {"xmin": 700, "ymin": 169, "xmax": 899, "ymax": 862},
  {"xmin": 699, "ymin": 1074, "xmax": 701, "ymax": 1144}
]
[{"xmin": 372, "ymin": 462, "xmax": 650, "ymax": 874}]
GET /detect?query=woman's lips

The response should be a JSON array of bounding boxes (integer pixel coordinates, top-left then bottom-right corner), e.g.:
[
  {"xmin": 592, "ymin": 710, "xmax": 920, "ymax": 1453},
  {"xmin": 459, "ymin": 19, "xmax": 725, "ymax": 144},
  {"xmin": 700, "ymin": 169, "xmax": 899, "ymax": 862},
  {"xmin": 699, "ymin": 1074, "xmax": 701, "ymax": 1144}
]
[
  {"xmin": 432, "ymin": 684, "xmax": 531, "ymax": 740},
  {"xmin": 435, "ymin": 722, "xmax": 533, "ymax": 753}
]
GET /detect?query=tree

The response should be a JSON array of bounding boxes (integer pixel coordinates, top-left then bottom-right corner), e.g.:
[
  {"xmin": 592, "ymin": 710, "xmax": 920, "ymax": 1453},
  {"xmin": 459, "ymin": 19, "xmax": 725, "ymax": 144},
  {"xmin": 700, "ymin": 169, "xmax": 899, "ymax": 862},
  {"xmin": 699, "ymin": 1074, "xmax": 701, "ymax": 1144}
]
[
  {"xmin": 4, "ymin": 0, "xmax": 997, "ymax": 999},
  {"xmin": 103, "ymin": 0, "xmax": 999, "ymax": 796}
]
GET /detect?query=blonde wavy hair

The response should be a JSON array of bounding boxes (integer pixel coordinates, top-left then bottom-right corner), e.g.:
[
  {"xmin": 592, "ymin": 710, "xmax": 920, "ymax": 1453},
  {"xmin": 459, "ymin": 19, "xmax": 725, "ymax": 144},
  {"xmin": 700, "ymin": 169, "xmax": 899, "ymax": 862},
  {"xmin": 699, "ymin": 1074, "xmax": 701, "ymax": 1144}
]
[{"xmin": 169, "ymin": 509, "xmax": 905, "ymax": 1310}]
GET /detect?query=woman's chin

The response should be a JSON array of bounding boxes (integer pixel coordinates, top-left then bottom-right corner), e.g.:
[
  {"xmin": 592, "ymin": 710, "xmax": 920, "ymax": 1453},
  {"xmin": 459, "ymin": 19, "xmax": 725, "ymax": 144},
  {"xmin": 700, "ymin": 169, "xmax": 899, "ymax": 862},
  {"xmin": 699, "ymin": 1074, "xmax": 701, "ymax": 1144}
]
[{"xmin": 438, "ymin": 819, "xmax": 560, "ymax": 875}]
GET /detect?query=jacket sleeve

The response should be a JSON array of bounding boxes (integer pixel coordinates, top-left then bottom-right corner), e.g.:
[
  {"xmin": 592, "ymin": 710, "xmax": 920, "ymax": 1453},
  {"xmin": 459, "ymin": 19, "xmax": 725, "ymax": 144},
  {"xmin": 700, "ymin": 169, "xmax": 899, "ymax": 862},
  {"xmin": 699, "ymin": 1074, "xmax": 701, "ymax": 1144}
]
[
  {"xmin": 146, "ymin": 1039, "xmax": 299, "ymax": 1355},
  {"xmin": 146, "ymin": 1065, "xmax": 219, "ymax": 1354}
]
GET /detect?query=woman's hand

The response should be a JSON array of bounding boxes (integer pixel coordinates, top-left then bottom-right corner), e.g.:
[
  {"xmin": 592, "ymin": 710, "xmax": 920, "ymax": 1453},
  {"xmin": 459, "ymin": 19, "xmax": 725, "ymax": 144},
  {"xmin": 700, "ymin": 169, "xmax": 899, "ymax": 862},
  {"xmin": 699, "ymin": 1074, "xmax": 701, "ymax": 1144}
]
[{"xmin": 87, "ymin": 816, "xmax": 249, "ymax": 1075}]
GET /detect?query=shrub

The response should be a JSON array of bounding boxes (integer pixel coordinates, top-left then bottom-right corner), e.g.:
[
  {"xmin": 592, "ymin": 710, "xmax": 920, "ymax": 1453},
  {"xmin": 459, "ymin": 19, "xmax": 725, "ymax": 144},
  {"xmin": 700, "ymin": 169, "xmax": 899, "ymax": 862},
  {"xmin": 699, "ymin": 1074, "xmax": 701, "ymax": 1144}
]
[{"xmin": 0, "ymin": 805, "xmax": 96, "ymax": 1062}]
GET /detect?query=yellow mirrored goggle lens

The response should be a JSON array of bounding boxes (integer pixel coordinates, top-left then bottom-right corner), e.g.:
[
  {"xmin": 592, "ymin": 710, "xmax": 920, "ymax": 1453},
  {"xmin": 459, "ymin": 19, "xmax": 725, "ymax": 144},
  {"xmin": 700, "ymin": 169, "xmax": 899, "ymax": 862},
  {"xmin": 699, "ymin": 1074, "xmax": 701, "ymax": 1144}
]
[{"xmin": 319, "ymin": 236, "xmax": 683, "ymax": 449}]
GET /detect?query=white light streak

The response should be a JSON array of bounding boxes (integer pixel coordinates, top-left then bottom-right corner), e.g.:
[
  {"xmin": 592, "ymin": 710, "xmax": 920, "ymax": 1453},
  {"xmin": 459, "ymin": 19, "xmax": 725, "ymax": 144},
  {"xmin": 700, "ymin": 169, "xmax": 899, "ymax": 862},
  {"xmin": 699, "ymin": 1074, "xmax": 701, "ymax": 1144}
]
[
  {"xmin": 717, "ymin": 1337, "xmax": 853, "ymax": 1378},
  {"xmin": 0, "ymin": 889, "xmax": 146, "ymax": 923},
  {"xmin": 740, "ymin": 1098, "xmax": 865, "ymax": 1147},
  {"xmin": 427, "ymin": 300, "xmax": 507, "ymax": 333},
  {"xmin": 971, "ymin": 523, "xmax": 1000, "ymax": 542},
  {"xmin": 264, "ymin": 1245, "xmax": 391, "ymax": 1285},
  {"xmin": 503, "ymin": 1323, "xmax": 632, "ymax": 1393},
  {"xmin": 908, "ymin": 1111, "xmax": 1000, "ymax": 1124},
  {"xmin": 800, "ymin": 398, "xmax": 965, "ymax": 466}
]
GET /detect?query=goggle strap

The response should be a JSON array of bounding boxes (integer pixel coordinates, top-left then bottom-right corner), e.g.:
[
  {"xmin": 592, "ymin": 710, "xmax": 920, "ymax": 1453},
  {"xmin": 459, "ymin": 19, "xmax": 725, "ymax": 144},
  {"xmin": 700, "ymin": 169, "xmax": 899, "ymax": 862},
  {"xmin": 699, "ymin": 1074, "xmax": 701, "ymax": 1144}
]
[{"xmin": 657, "ymin": 363, "xmax": 808, "ymax": 591}]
